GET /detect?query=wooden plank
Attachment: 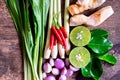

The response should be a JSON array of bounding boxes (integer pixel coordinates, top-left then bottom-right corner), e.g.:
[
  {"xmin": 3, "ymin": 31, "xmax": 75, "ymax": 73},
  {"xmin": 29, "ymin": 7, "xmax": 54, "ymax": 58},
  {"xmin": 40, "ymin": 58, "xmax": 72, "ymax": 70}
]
[{"xmin": 0, "ymin": 0, "xmax": 23, "ymax": 80}]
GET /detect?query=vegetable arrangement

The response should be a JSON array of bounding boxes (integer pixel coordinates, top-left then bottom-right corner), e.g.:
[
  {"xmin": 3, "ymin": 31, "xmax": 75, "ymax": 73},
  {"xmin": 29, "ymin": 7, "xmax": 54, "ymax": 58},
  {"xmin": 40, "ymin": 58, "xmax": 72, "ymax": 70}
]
[{"xmin": 5, "ymin": 0, "xmax": 117, "ymax": 80}]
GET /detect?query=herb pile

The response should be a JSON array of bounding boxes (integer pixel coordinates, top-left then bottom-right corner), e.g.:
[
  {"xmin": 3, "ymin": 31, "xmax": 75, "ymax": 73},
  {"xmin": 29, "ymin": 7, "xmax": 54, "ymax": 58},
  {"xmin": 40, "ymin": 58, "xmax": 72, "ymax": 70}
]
[{"xmin": 5, "ymin": 0, "xmax": 49, "ymax": 80}]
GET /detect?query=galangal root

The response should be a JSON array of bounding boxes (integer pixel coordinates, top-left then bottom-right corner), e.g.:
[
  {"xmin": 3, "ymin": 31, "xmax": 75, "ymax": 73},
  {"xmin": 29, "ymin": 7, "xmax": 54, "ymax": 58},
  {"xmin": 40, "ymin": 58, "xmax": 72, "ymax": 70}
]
[{"xmin": 70, "ymin": 6, "xmax": 114, "ymax": 27}]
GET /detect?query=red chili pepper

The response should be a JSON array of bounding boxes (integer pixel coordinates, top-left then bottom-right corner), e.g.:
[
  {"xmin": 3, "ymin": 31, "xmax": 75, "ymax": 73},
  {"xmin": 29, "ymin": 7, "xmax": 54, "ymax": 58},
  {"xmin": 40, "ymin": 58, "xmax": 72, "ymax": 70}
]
[
  {"xmin": 51, "ymin": 26, "xmax": 63, "ymax": 45},
  {"xmin": 49, "ymin": 29, "xmax": 54, "ymax": 50},
  {"xmin": 54, "ymin": 37, "xmax": 57, "ymax": 45},
  {"xmin": 57, "ymin": 29, "xmax": 67, "ymax": 49},
  {"xmin": 61, "ymin": 27, "xmax": 68, "ymax": 38}
]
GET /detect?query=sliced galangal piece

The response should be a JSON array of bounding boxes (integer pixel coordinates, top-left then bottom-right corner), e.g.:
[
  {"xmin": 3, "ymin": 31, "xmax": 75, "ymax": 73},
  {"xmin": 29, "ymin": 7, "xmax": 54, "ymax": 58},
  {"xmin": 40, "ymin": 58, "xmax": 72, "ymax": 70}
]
[
  {"xmin": 86, "ymin": 6, "xmax": 114, "ymax": 26},
  {"xmin": 68, "ymin": 0, "xmax": 106, "ymax": 15},
  {"xmin": 70, "ymin": 6, "xmax": 114, "ymax": 27}
]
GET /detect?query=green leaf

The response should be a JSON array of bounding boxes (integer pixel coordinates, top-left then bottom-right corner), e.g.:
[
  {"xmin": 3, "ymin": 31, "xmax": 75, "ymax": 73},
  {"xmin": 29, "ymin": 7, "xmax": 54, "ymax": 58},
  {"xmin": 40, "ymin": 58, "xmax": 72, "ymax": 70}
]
[
  {"xmin": 91, "ymin": 29, "xmax": 109, "ymax": 38},
  {"xmin": 90, "ymin": 58, "xmax": 103, "ymax": 80},
  {"xmin": 81, "ymin": 58, "xmax": 103, "ymax": 80},
  {"xmin": 97, "ymin": 53, "xmax": 117, "ymax": 65},
  {"xmin": 87, "ymin": 36, "xmax": 113, "ymax": 54},
  {"xmin": 81, "ymin": 61, "xmax": 92, "ymax": 78}
]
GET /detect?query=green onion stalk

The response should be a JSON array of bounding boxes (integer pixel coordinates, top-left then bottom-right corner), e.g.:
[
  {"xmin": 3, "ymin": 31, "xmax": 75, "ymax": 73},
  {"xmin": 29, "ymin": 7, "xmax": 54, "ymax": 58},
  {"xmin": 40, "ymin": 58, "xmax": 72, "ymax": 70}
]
[{"xmin": 5, "ymin": 0, "xmax": 49, "ymax": 80}]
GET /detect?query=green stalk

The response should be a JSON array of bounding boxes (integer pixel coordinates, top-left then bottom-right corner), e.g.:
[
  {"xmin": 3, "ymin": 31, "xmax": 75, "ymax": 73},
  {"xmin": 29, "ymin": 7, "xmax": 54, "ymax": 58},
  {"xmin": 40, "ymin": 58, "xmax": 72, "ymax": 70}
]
[
  {"xmin": 23, "ymin": 48, "xmax": 32, "ymax": 80},
  {"xmin": 23, "ymin": 51, "xmax": 27, "ymax": 80},
  {"xmin": 29, "ymin": 0, "xmax": 50, "ymax": 80},
  {"xmin": 57, "ymin": 0, "xmax": 62, "ymax": 26},
  {"xmin": 64, "ymin": 0, "xmax": 71, "ymax": 55},
  {"xmin": 43, "ymin": 0, "xmax": 53, "ymax": 59},
  {"xmin": 29, "ymin": 1, "xmax": 43, "ymax": 80},
  {"xmin": 64, "ymin": 0, "xmax": 70, "ymax": 34},
  {"xmin": 5, "ymin": 0, "xmax": 37, "ymax": 80},
  {"xmin": 27, "ymin": 64, "xmax": 32, "ymax": 80},
  {"xmin": 39, "ymin": 0, "xmax": 50, "ymax": 80},
  {"xmin": 6, "ymin": 0, "xmax": 50, "ymax": 80},
  {"xmin": 53, "ymin": 0, "xmax": 57, "ymax": 21},
  {"xmin": 19, "ymin": 1, "xmax": 37, "ymax": 80}
]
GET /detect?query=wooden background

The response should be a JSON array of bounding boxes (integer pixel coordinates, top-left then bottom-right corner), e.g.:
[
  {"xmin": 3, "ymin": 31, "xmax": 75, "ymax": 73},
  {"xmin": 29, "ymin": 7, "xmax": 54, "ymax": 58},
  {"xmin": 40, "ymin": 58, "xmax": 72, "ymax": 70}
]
[{"xmin": 0, "ymin": 0, "xmax": 120, "ymax": 80}]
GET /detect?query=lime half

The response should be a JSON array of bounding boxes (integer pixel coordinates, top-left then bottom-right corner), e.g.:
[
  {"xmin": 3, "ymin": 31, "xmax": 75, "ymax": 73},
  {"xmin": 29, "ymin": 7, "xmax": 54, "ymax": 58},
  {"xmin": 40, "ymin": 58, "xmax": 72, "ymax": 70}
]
[
  {"xmin": 70, "ymin": 26, "xmax": 91, "ymax": 46},
  {"xmin": 69, "ymin": 47, "xmax": 90, "ymax": 68}
]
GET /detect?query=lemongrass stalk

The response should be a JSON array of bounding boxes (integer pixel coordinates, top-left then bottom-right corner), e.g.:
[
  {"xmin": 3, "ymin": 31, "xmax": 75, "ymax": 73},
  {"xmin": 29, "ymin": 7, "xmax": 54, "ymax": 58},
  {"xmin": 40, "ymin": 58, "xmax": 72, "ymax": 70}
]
[
  {"xmin": 57, "ymin": 0, "xmax": 62, "ymax": 25},
  {"xmin": 64, "ymin": 0, "xmax": 71, "ymax": 55},
  {"xmin": 53, "ymin": 0, "xmax": 57, "ymax": 16},
  {"xmin": 57, "ymin": 0, "xmax": 65, "ymax": 58},
  {"xmin": 44, "ymin": 0, "xmax": 53, "ymax": 59}
]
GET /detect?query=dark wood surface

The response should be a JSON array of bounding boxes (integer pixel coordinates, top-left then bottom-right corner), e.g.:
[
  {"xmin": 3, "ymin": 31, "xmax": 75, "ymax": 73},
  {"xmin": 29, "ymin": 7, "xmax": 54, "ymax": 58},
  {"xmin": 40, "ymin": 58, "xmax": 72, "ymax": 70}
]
[
  {"xmin": 0, "ymin": 0, "xmax": 120, "ymax": 80},
  {"xmin": 0, "ymin": 0, "xmax": 23, "ymax": 80}
]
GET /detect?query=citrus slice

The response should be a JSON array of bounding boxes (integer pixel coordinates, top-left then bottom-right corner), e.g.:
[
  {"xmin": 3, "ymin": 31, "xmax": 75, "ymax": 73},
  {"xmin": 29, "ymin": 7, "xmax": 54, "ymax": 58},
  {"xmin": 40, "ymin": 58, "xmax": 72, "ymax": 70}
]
[
  {"xmin": 69, "ymin": 47, "xmax": 90, "ymax": 68},
  {"xmin": 70, "ymin": 26, "xmax": 91, "ymax": 46}
]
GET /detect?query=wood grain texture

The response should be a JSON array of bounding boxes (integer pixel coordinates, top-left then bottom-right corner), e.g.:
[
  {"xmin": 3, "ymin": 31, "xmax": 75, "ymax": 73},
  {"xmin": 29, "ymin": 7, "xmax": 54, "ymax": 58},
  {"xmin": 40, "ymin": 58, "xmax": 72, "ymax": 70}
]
[
  {"xmin": 0, "ymin": 0, "xmax": 120, "ymax": 80},
  {"xmin": 0, "ymin": 0, "xmax": 23, "ymax": 80}
]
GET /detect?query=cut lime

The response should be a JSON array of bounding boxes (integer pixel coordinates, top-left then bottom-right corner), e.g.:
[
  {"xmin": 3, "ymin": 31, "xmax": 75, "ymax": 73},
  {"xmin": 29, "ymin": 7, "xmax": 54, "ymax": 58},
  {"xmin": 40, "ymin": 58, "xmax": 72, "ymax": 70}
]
[
  {"xmin": 69, "ymin": 47, "xmax": 90, "ymax": 68},
  {"xmin": 70, "ymin": 26, "xmax": 91, "ymax": 46}
]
